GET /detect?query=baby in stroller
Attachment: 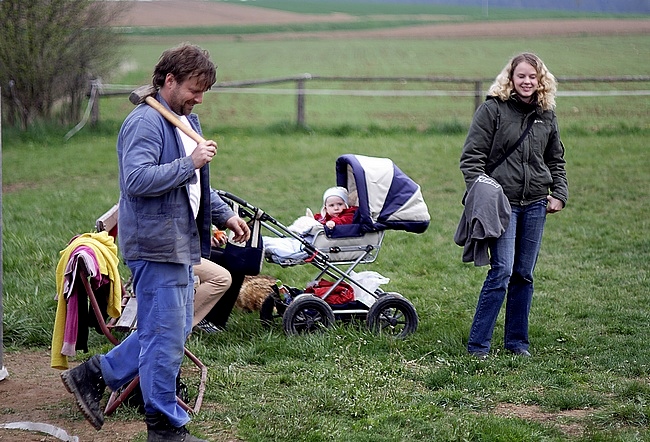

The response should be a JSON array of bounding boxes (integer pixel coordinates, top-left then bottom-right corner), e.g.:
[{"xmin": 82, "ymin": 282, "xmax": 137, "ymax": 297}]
[
  {"xmin": 263, "ymin": 186, "xmax": 358, "ymax": 263},
  {"xmin": 315, "ymin": 186, "xmax": 358, "ymax": 229}
]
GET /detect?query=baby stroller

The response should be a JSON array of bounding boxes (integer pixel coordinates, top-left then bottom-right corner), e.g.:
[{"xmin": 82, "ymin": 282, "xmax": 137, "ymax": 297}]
[{"xmin": 218, "ymin": 154, "xmax": 430, "ymax": 338}]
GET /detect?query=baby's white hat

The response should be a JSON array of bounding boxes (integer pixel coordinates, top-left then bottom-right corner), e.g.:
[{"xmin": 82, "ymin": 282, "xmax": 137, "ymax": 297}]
[{"xmin": 322, "ymin": 186, "xmax": 349, "ymax": 206}]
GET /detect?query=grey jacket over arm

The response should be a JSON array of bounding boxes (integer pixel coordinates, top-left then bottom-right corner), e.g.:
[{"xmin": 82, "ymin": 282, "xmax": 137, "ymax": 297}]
[{"xmin": 454, "ymin": 174, "xmax": 511, "ymax": 266}]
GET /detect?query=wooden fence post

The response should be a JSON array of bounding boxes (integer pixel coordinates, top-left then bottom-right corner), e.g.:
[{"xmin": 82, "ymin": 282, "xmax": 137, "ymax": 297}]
[
  {"xmin": 296, "ymin": 78, "xmax": 306, "ymax": 127},
  {"xmin": 90, "ymin": 83, "xmax": 100, "ymax": 126},
  {"xmin": 474, "ymin": 80, "xmax": 483, "ymax": 112}
]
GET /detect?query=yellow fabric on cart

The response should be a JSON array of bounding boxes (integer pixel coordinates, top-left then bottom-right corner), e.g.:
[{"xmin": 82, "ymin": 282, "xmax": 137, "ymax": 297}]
[{"xmin": 51, "ymin": 231, "xmax": 121, "ymax": 369}]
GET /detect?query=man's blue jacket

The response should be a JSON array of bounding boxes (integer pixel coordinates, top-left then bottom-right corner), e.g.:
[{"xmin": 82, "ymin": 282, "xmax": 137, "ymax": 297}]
[{"xmin": 117, "ymin": 93, "xmax": 234, "ymax": 265}]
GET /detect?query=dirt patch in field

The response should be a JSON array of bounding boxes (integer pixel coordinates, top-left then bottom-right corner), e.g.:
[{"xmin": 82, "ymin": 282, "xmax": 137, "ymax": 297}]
[
  {"xmin": 112, "ymin": 0, "xmax": 650, "ymax": 40},
  {"xmin": 276, "ymin": 18, "xmax": 650, "ymax": 41},
  {"xmin": 115, "ymin": 0, "xmax": 356, "ymax": 27},
  {"xmin": 0, "ymin": 350, "xmax": 145, "ymax": 442},
  {"xmin": 0, "ymin": 350, "xmax": 240, "ymax": 442},
  {"xmin": 492, "ymin": 402, "xmax": 593, "ymax": 438}
]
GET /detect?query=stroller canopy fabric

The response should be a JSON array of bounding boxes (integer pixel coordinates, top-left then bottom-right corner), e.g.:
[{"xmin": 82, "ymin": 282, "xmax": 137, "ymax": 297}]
[{"xmin": 336, "ymin": 154, "xmax": 430, "ymax": 234}]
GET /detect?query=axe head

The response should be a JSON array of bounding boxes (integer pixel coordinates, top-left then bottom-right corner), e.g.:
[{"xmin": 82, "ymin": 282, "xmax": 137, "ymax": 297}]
[{"xmin": 129, "ymin": 85, "xmax": 157, "ymax": 105}]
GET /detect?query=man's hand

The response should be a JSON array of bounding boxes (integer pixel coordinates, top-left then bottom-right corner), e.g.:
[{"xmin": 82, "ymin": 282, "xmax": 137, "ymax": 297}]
[
  {"xmin": 225, "ymin": 216, "xmax": 251, "ymax": 243},
  {"xmin": 191, "ymin": 140, "xmax": 217, "ymax": 169}
]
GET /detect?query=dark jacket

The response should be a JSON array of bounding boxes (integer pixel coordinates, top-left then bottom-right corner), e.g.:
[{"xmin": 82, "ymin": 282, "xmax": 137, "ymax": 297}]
[{"xmin": 460, "ymin": 95, "xmax": 568, "ymax": 207}]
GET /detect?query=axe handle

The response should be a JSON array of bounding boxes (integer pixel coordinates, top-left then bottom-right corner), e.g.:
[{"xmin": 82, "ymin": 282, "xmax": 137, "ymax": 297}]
[{"xmin": 144, "ymin": 96, "xmax": 207, "ymax": 145}]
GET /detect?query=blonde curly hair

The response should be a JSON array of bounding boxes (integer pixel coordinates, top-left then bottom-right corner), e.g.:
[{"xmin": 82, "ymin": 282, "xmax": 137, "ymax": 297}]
[{"xmin": 487, "ymin": 52, "xmax": 557, "ymax": 111}]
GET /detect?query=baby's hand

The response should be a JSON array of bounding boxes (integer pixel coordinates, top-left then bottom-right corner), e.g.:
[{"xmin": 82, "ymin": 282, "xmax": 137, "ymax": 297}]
[{"xmin": 326, "ymin": 220, "xmax": 335, "ymax": 229}]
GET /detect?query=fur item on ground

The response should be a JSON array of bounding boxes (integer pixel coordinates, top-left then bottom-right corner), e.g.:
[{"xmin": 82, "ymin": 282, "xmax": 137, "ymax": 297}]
[{"xmin": 235, "ymin": 274, "xmax": 277, "ymax": 312}]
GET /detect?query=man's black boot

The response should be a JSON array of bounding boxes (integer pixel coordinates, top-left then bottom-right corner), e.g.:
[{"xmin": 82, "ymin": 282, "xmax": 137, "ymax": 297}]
[
  {"xmin": 145, "ymin": 412, "xmax": 208, "ymax": 442},
  {"xmin": 60, "ymin": 354, "xmax": 106, "ymax": 430}
]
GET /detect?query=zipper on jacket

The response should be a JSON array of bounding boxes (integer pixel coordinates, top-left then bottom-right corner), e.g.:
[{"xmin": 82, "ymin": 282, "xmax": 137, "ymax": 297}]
[{"xmin": 520, "ymin": 112, "xmax": 535, "ymax": 204}]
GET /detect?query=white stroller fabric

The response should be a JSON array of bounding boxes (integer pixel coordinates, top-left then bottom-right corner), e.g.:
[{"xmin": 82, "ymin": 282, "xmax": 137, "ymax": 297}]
[
  {"xmin": 263, "ymin": 236, "xmax": 309, "ymax": 263},
  {"xmin": 263, "ymin": 214, "xmax": 323, "ymax": 263},
  {"xmin": 336, "ymin": 154, "xmax": 430, "ymax": 235}
]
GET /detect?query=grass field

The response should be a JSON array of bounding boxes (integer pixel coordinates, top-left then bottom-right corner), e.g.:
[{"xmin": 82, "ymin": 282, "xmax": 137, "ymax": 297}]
[
  {"xmin": 96, "ymin": 34, "xmax": 650, "ymax": 133},
  {"xmin": 2, "ymin": 18, "xmax": 650, "ymax": 442}
]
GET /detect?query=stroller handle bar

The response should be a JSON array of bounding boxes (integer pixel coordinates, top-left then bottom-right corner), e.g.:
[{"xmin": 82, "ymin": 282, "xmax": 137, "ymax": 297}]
[
  {"xmin": 217, "ymin": 190, "xmax": 249, "ymax": 209},
  {"xmin": 217, "ymin": 190, "xmax": 319, "ymax": 255}
]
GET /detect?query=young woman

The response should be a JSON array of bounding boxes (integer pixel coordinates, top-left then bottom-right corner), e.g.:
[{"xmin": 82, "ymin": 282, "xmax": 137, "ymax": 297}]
[{"xmin": 460, "ymin": 52, "xmax": 568, "ymax": 358}]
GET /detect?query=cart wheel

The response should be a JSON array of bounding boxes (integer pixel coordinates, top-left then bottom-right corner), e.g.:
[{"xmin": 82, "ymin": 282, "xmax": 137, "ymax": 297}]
[
  {"xmin": 260, "ymin": 293, "xmax": 287, "ymax": 329},
  {"xmin": 283, "ymin": 295, "xmax": 335, "ymax": 336},
  {"xmin": 367, "ymin": 293, "xmax": 418, "ymax": 338}
]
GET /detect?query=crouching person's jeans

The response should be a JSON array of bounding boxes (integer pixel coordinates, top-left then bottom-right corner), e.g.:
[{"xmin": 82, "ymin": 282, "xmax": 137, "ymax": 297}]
[
  {"xmin": 100, "ymin": 260, "xmax": 194, "ymax": 427},
  {"xmin": 467, "ymin": 199, "xmax": 547, "ymax": 354}
]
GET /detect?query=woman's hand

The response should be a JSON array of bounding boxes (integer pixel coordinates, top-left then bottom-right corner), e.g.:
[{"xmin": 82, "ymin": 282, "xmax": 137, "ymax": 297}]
[{"xmin": 546, "ymin": 195, "xmax": 564, "ymax": 214}]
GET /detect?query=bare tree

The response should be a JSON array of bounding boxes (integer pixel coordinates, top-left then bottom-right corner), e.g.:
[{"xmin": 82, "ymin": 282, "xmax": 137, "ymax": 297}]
[{"xmin": 0, "ymin": 0, "xmax": 130, "ymax": 129}]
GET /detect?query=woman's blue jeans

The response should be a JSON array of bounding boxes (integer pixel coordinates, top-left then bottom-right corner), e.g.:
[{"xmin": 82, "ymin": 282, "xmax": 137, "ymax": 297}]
[
  {"xmin": 467, "ymin": 199, "xmax": 547, "ymax": 354},
  {"xmin": 99, "ymin": 260, "xmax": 194, "ymax": 427}
]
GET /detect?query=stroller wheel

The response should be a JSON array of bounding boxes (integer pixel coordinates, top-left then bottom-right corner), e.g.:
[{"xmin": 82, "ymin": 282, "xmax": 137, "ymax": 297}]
[
  {"xmin": 260, "ymin": 292, "xmax": 287, "ymax": 329},
  {"xmin": 367, "ymin": 292, "xmax": 418, "ymax": 338},
  {"xmin": 283, "ymin": 295, "xmax": 335, "ymax": 336}
]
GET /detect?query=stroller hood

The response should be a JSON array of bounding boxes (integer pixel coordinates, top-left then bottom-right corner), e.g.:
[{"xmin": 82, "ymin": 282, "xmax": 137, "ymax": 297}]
[{"xmin": 336, "ymin": 154, "xmax": 430, "ymax": 234}]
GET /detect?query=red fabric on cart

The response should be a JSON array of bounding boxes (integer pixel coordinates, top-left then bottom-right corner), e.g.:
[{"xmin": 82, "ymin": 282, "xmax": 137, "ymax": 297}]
[{"xmin": 305, "ymin": 279, "xmax": 355, "ymax": 305}]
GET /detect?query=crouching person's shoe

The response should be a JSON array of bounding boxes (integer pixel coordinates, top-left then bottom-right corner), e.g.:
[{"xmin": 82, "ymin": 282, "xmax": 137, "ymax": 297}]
[
  {"xmin": 145, "ymin": 413, "xmax": 208, "ymax": 442},
  {"xmin": 60, "ymin": 354, "xmax": 106, "ymax": 430}
]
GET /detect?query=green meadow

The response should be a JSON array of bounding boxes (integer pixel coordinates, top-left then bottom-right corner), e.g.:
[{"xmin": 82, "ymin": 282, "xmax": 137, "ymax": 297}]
[{"xmin": 2, "ymin": 11, "xmax": 650, "ymax": 441}]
